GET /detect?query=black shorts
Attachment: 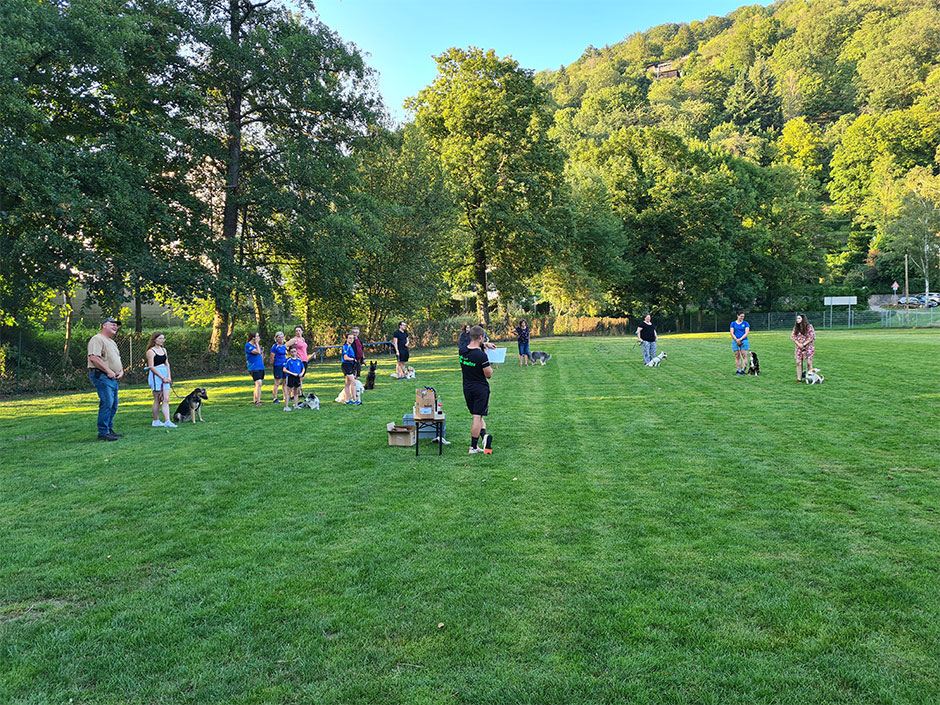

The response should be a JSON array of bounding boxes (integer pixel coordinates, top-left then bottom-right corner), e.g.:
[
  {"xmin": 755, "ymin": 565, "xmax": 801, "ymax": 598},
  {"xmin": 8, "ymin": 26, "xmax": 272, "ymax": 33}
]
[
  {"xmin": 250, "ymin": 369, "xmax": 265, "ymax": 381},
  {"xmin": 342, "ymin": 362, "xmax": 356, "ymax": 376},
  {"xmin": 273, "ymin": 365, "xmax": 285, "ymax": 380},
  {"xmin": 286, "ymin": 375, "xmax": 302, "ymax": 389},
  {"xmin": 397, "ymin": 347, "xmax": 409, "ymax": 363},
  {"xmin": 463, "ymin": 385, "xmax": 489, "ymax": 416}
]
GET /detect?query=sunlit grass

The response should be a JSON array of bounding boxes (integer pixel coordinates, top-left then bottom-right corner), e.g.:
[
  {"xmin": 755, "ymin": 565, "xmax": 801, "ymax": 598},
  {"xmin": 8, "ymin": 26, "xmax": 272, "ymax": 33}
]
[{"xmin": 2, "ymin": 330, "xmax": 939, "ymax": 704}]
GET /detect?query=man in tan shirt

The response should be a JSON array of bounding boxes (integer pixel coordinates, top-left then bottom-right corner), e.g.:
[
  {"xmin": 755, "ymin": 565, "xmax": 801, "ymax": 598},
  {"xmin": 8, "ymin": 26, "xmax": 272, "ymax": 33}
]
[{"xmin": 88, "ymin": 318, "xmax": 124, "ymax": 440}]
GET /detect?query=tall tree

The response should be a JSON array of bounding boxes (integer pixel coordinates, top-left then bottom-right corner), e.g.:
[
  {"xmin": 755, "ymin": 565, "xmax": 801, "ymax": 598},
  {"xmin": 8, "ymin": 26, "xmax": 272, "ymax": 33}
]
[
  {"xmin": 408, "ymin": 47, "xmax": 570, "ymax": 323},
  {"xmin": 188, "ymin": 0, "xmax": 377, "ymax": 353},
  {"xmin": 0, "ymin": 0, "xmax": 206, "ymax": 329}
]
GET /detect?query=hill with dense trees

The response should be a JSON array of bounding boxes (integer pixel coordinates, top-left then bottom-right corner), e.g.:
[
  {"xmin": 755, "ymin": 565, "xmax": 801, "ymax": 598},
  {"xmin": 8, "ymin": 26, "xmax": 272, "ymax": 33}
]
[{"xmin": 2, "ymin": 0, "xmax": 939, "ymax": 367}]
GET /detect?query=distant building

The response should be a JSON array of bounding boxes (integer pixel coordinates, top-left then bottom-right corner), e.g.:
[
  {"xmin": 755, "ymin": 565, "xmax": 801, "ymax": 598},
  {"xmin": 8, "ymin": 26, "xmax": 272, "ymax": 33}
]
[{"xmin": 645, "ymin": 55, "xmax": 690, "ymax": 80}]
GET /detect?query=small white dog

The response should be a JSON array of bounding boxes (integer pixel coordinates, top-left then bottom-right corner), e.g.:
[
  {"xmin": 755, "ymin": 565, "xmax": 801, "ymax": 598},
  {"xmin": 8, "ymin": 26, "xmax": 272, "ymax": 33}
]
[
  {"xmin": 296, "ymin": 393, "xmax": 320, "ymax": 409},
  {"xmin": 335, "ymin": 379, "xmax": 365, "ymax": 403},
  {"xmin": 646, "ymin": 351, "xmax": 668, "ymax": 367},
  {"xmin": 804, "ymin": 368, "xmax": 824, "ymax": 384},
  {"xmin": 390, "ymin": 366, "xmax": 416, "ymax": 380}
]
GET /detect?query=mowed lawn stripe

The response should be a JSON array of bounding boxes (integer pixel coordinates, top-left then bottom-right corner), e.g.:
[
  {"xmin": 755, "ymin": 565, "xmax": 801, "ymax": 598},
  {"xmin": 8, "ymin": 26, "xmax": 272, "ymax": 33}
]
[{"xmin": 1, "ymin": 331, "xmax": 939, "ymax": 703}]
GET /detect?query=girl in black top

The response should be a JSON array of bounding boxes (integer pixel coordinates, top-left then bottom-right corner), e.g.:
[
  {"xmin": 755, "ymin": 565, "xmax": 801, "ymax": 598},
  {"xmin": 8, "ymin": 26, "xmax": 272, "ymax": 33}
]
[
  {"xmin": 514, "ymin": 320, "xmax": 531, "ymax": 367},
  {"xmin": 146, "ymin": 331, "xmax": 176, "ymax": 428}
]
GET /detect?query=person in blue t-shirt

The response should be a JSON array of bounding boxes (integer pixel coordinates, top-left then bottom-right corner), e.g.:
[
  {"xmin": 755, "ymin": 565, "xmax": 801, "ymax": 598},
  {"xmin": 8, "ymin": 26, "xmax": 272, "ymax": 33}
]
[
  {"xmin": 341, "ymin": 332, "xmax": 361, "ymax": 405},
  {"xmin": 730, "ymin": 311, "xmax": 750, "ymax": 375},
  {"xmin": 269, "ymin": 331, "xmax": 287, "ymax": 404},
  {"xmin": 245, "ymin": 331, "xmax": 265, "ymax": 405},
  {"xmin": 282, "ymin": 345, "xmax": 305, "ymax": 411}
]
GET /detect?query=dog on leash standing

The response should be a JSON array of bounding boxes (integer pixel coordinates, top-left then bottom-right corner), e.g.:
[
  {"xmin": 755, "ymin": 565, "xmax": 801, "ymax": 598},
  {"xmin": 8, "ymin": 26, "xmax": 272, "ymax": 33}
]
[
  {"xmin": 173, "ymin": 388, "xmax": 208, "ymax": 423},
  {"xmin": 804, "ymin": 368, "xmax": 824, "ymax": 384},
  {"xmin": 747, "ymin": 351, "xmax": 760, "ymax": 375},
  {"xmin": 528, "ymin": 351, "xmax": 552, "ymax": 365},
  {"xmin": 645, "ymin": 351, "xmax": 668, "ymax": 367},
  {"xmin": 364, "ymin": 361, "xmax": 377, "ymax": 390}
]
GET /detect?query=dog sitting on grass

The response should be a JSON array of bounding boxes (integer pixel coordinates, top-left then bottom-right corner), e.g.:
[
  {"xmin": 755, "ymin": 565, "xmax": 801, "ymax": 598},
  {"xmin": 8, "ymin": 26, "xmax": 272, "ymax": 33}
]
[
  {"xmin": 364, "ymin": 361, "xmax": 377, "ymax": 390},
  {"xmin": 645, "ymin": 351, "xmax": 667, "ymax": 367},
  {"xmin": 747, "ymin": 351, "xmax": 760, "ymax": 375},
  {"xmin": 335, "ymin": 379, "xmax": 364, "ymax": 403},
  {"xmin": 173, "ymin": 388, "xmax": 208, "ymax": 423}
]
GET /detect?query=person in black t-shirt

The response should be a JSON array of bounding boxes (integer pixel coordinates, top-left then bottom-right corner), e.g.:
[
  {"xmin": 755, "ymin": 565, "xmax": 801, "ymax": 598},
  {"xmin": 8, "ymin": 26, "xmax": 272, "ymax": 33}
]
[
  {"xmin": 459, "ymin": 325, "xmax": 494, "ymax": 455},
  {"xmin": 392, "ymin": 321, "xmax": 410, "ymax": 379},
  {"xmin": 636, "ymin": 314, "xmax": 658, "ymax": 365}
]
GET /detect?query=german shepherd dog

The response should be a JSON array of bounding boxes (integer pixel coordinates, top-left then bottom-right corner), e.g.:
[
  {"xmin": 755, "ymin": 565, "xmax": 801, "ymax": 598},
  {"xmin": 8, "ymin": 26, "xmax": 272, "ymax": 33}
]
[
  {"xmin": 173, "ymin": 388, "xmax": 208, "ymax": 423},
  {"xmin": 364, "ymin": 361, "xmax": 377, "ymax": 390}
]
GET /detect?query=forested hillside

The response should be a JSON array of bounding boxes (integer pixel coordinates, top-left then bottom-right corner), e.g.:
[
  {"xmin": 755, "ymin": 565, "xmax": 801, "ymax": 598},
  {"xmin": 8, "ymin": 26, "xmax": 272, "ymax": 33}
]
[
  {"xmin": 2, "ymin": 0, "xmax": 939, "ymax": 360},
  {"xmin": 532, "ymin": 0, "xmax": 940, "ymax": 312}
]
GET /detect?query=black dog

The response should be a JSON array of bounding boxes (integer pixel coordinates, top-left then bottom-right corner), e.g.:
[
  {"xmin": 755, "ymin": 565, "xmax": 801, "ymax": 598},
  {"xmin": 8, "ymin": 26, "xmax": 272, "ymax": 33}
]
[
  {"xmin": 747, "ymin": 351, "xmax": 760, "ymax": 376},
  {"xmin": 364, "ymin": 361, "xmax": 377, "ymax": 390},
  {"xmin": 173, "ymin": 387, "xmax": 208, "ymax": 423}
]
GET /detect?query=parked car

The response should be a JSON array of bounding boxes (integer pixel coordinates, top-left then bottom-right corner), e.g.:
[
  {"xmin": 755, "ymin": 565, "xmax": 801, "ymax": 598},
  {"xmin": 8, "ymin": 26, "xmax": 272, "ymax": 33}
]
[{"xmin": 897, "ymin": 296, "xmax": 920, "ymax": 305}]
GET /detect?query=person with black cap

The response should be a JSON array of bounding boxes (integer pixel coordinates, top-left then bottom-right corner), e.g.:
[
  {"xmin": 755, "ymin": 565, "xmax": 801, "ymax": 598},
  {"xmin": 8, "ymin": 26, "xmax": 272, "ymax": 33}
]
[{"xmin": 87, "ymin": 317, "xmax": 124, "ymax": 440}]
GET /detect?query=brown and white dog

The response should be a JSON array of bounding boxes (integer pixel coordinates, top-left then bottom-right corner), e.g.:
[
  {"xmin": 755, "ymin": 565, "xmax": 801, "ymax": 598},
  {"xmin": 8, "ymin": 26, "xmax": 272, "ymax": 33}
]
[{"xmin": 804, "ymin": 368, "xmax": 824, "ymax": 384}]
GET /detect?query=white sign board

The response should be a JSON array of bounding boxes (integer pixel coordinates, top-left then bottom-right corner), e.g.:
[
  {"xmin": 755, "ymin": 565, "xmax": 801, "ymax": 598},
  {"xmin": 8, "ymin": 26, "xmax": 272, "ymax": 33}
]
[
  {"xmin": 892, "ymin": 281, "xmax": 899, "ymax": 291},
  {"xmin": 824, "ymin": 296, "xmax": 857, "ymax": 306},
  {"xmin": 486, "ymin": 347, "xmax": 507, "ymax": 364}
]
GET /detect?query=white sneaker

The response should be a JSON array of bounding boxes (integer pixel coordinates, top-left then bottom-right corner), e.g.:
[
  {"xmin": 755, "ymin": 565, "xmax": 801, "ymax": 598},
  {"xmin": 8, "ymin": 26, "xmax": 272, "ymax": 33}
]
[
  {"xmin": 468, "ymin": 447, "xmax": 484, "ymax": 454},
  {"xmin": 163, "ymin": 421, "xmax": 177, "ymax": 428},
  {"xmin": 152, "ymin": 420, "xmax": 163, "ymax": 427},
  {"xmin": 284, "ymin": 406, "xmax": 291, "ymax": 412}
]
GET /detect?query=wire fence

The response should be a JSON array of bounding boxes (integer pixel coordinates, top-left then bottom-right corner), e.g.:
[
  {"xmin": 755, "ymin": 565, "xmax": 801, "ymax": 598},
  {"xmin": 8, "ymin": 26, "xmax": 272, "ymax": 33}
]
[
  {"xmin": 3, "ymin": 309, "xmax": 937, "ymax": 395},
  {"xmin": 660, "ymin": 308, "xmax": 940, "ymax": 334}
]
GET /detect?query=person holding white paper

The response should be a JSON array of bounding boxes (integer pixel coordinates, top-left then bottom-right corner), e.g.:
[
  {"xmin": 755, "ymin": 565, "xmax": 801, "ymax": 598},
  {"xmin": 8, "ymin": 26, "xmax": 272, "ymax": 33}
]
[{"xmin": 458, "ymin": 325, "xmax": 494, "ymax": 455}]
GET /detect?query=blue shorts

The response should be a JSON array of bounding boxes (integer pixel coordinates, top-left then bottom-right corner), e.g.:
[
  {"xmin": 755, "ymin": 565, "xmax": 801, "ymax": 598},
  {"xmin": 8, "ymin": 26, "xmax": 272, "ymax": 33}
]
[
  {"xmin": 732, "ymin": 339, "xmax": 750, "ymax": 351},
  {"xmin": 518, "ymin": 341, "xmax": 530, "ymax": 357},
  {"xmin": 273, "ymin": 365, "xmax": 285, "ymax": 379}
]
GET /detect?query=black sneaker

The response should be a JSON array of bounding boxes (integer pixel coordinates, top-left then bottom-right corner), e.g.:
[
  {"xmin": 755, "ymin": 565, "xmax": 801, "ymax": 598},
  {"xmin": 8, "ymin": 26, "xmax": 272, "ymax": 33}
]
[
  {"xmin": 97, "ymin": 434, "xmax": 119, "ymax": 441},
  {"xmin": 483, "ymin": 433, "xmax": 493, "ymax": 455},
  {"xmin": 108, "ymin": 431, "xmax": 124, "ymax": 438}
]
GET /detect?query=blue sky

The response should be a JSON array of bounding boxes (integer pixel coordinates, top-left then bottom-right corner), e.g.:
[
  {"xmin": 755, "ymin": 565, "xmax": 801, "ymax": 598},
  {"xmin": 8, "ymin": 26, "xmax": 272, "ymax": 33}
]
[{"xmin": 311, "ymin": 0, "xmax": 770, "ymax": 124}]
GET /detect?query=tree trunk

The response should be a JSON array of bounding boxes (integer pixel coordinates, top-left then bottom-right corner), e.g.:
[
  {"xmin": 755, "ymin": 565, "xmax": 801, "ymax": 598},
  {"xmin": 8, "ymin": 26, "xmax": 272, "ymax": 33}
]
[
  {"xmin": 253, "ymin": 288, "xmax": 268, "ymax": 342},
  {"xmin": 61, "ymin": 291, "xmax": 73, "ymax": 368},
  {"xmin": 472, "ymin": 232, "xmax": 490, "ymax": 325},
  {"xmin": 135, "ymin": 294, "xmax": 143, "ymax": 336},
  {"xmin": 210, "ymin": 0, "xmax": 244, "ymax": 354},
  {"xmin": 210, "ymin": 308, "xmax": 230, "ymax": 355}
]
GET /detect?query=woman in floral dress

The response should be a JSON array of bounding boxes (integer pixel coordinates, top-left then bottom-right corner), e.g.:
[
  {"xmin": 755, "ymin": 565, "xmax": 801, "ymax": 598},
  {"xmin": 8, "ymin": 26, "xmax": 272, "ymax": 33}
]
[{"xmin": 790, "ymin": 314, "xmax": 816, "ymax": 382}]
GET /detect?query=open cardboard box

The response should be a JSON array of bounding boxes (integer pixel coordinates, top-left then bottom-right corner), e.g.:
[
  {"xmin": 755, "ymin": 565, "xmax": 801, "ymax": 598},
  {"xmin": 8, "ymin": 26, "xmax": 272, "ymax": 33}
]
[{"xmin": 387, "ymin": 422, "xmax": 417, "ymax": 447}]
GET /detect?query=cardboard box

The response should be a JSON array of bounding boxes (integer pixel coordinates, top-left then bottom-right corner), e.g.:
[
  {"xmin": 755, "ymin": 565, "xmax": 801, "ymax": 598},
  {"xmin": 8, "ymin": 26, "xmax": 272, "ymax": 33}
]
[
  {"xmin": 387, "ymin": 422, "xmax": 416, "ymax": 446},
  {"xmin": 415, "ymin": 388, "xmax": 437, "ymax": 419}
]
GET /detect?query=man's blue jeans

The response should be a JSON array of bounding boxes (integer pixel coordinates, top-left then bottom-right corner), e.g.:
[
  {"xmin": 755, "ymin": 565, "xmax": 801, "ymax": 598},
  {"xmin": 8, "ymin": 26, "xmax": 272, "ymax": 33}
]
[
  {"xmin": 641, "ymin": 340, "xmax": 657, "ymax": 364},
  {"xmin": 90, "ymin": 371, "xmax": 119, "ymax": 436}
]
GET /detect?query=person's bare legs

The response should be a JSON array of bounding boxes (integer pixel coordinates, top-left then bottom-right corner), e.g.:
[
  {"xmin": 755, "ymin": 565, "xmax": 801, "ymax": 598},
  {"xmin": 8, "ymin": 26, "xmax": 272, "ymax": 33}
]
[
  {"xmin": 152, "ymin": 391, "xmax": 161, "ymax": 421},
  {"xmin": 160, "ymin": 389, "xmax": 171, "ymax": 423},
  {"xmin": 471, "ymin": 414, "xmax": 486, "ymax": 438},
  {"xmin": 253, "ymin": 379, "xmax": 262, "ymax": 404}
]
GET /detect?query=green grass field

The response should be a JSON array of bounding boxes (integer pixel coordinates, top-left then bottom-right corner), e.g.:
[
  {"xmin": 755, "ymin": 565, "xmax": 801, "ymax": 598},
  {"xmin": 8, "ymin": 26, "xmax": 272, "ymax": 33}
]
[{"xmin": 2, "ymin": 330, "xmax": 939, "ymax": 704}]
